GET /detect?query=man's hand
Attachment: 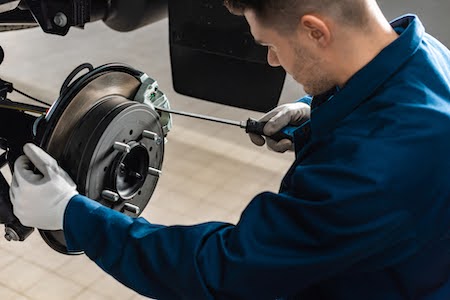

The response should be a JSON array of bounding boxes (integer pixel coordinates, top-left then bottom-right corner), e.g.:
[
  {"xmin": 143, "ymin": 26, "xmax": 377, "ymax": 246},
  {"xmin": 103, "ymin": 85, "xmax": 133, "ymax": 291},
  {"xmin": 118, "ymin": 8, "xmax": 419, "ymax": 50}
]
[
  {"xmin": 10, "ymin": 143, "xmax": 79, "ymax": 230},
  {"xmin": 249, "ymin": 102, "xmax": 310, "ymax": 153}
]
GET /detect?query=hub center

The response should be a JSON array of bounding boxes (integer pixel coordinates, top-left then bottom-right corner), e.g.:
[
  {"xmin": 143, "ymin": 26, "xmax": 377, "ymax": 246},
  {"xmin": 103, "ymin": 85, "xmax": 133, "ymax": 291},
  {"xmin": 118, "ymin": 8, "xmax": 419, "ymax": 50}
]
[{"xmin": 114, "ymin": 143, "xmax": 149, "ymax": 200}]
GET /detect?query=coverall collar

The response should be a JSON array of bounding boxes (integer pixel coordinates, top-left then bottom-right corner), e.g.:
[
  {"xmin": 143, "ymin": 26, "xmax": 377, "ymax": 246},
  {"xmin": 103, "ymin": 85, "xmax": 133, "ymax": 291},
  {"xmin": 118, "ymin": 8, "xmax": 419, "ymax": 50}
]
[{"xmin": 311, "ymin": 15, "xmax": 425, "ymax": 137}]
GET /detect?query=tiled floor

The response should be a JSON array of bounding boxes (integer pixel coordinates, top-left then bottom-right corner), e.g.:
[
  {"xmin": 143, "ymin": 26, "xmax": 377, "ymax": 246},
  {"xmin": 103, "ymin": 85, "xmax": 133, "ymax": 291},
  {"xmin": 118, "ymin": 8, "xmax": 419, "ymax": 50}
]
[
  {"xmin": 0, "ymin": 1, "xmax": 448, "ymax": 299},
  {"xmin": 0, "ymin": 17, "xmax": 300, "ymax": 300}
]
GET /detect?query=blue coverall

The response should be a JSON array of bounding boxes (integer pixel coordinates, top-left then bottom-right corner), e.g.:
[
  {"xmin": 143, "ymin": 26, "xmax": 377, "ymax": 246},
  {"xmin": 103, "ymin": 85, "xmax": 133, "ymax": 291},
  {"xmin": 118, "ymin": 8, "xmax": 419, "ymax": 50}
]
[{"xmin": 64, "ymin": 15, "xmax": 450, "ymax": 299}]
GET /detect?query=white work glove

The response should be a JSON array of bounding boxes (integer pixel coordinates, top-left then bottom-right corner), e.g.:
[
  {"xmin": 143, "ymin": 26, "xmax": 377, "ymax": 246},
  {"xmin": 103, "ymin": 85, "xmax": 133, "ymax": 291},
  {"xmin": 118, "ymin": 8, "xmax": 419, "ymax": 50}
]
[
  {"xmin": 9, "ymin": 143, "xmax": 79, "ymax": 231},
  {"xmin": 249, "ymin": 102, "xmax": 311, "ymax": 153}
]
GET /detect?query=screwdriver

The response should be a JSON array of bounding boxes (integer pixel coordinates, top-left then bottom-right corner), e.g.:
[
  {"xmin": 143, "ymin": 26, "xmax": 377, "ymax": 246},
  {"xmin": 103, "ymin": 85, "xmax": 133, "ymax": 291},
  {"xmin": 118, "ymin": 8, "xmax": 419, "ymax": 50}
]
[{"xmin": 155, "ymin": 107, "xmax": 297, "ymax": 142}]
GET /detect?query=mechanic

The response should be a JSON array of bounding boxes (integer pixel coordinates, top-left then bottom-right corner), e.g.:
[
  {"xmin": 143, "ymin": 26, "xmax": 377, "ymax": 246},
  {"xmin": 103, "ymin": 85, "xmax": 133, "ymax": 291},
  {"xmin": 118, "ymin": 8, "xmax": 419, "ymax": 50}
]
[{"xmin": 9, "ymin": 0, "xmax": 450, "ymax": 299}]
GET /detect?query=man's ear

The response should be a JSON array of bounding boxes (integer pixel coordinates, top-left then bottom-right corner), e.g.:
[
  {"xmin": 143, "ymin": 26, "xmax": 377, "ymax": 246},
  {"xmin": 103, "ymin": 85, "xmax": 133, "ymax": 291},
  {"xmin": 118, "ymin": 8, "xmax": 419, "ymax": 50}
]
[{"xmin": 299, "ymin": 15, "xmax": 332, "ymax": 47}]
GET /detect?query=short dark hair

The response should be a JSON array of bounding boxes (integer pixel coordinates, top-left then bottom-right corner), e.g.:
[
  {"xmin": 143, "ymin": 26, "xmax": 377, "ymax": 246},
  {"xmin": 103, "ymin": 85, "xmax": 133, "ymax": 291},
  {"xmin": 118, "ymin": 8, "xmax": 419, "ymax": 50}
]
[{"xmin": 224, "ymin": 0, "xmax": 370, "ymax": 32}]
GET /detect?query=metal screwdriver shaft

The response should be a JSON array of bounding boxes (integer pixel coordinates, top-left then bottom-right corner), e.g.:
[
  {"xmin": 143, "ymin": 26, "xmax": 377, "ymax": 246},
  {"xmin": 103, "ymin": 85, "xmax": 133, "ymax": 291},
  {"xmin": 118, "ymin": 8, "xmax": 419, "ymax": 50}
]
[
  {"xmin": 155, "ymin": 107, "xmax": 294, "ymax": 142},
  {"xmin": 155, "ymin": 107, "xmax": 246, "ymax": 128}
]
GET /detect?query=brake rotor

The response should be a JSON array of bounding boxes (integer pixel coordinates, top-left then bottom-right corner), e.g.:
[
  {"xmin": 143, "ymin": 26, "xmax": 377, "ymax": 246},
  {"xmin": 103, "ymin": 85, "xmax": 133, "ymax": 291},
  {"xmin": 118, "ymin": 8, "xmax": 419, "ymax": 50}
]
[{"xmin": 38, "ymin": 69, "xmax": 165, "ymax": 254}]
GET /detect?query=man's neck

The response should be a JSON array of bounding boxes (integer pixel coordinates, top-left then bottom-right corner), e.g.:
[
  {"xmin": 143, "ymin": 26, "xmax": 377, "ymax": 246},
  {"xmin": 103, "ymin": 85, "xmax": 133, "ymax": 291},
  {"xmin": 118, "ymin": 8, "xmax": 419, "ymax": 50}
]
[{"xmin": 334, "ymin": 9, "xmax": 399, "ymax": 87}]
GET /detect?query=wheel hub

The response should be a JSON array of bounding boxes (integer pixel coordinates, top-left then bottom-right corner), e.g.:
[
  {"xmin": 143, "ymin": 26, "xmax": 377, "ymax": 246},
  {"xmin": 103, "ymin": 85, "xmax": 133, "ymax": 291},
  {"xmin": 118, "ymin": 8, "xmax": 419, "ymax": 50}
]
[{"xmin": 35, "ymin": 64, "xmax": 170, "ymax": 254}]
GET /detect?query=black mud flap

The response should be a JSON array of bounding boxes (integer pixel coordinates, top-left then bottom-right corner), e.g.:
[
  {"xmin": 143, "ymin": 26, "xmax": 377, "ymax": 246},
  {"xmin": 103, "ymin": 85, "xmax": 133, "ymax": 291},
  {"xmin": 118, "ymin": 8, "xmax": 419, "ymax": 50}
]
[{"xmin": 168, "ymin": 0, "xmax": 286, "ymax": 112}]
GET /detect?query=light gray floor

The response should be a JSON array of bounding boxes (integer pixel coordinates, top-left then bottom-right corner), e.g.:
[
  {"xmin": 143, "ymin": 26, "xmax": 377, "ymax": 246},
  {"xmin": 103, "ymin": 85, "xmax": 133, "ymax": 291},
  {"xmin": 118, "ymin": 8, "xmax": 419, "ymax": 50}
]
[{"xmin": 0, "ymin": 1, "xmax": 448, "ymax": 299}]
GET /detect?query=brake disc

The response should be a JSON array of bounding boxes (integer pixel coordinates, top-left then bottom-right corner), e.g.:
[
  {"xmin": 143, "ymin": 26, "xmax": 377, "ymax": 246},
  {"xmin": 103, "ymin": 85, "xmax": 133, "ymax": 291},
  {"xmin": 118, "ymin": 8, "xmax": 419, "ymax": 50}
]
[{"xmin": 35, "ymin": 64, "xmax": 171, "ymax": 254}]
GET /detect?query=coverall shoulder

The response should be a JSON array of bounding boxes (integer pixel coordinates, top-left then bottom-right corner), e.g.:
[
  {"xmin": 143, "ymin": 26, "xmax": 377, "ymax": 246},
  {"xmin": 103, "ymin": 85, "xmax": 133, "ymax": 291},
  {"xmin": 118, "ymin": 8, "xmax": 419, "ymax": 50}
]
[{"xmin": 64, "ymin": 15, "xmax": 450, "ymax": 300}]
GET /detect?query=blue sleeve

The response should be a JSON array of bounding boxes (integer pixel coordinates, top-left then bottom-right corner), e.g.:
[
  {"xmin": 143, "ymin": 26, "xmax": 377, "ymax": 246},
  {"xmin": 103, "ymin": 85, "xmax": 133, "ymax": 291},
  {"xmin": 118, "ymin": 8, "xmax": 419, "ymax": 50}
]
[
  {"xmin": 63, "ymin": 128, "xmax": 431, "ymax": 300},
  {"xmin": 296, "ymin": 95, "xmax": 312, "ymax": 106}
]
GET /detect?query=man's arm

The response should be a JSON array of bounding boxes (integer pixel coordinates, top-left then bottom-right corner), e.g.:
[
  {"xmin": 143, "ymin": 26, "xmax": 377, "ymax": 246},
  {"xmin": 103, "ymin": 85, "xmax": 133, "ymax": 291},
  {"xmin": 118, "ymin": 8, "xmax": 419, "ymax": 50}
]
[
  {"xmin": 62, "ymin": 133, "xmax": 428, "ymax": 299},
  {"xmin": 13, "ymin": 116, "xmax": 447, "ymax": 299}
]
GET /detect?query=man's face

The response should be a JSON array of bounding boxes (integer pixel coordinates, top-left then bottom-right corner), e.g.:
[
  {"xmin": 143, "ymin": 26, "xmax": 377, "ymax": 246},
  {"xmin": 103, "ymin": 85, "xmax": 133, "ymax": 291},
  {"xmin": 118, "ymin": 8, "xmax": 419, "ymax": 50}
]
[{"xmin": 244, "ymin": 10, "xmax": 335, "ymax": 95}]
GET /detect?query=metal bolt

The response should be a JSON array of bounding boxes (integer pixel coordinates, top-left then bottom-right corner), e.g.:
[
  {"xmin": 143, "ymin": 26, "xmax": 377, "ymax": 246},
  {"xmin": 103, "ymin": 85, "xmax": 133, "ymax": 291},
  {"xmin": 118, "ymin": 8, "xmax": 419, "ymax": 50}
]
[
  {"xmin": 142, "ymin": 130, "xmax": 159, "ymax": 141},
  {"xmin": 119, "ymin": 163, "xmax": 126, "ymax": 174},
  {"xmin": 4, "ymin": 227, "xmax": 19, "ymax": 242},
  {"xmin": 129, "ymin": 171, "xmax": 143, "ymax": 180},
  {"xmin": 101, "ymin": 190, "xmax": 120, "ymax": 203},
  {"xmin": 54, "ymin": 12, "xmax": 68, "ymax": 27},
  {"xmin": 114, "ymin": 142, "xmax": 131, "ymax": 153},
  {"xmin": 123, "ymin": 203, "xmax": 140, "ymax": 216},
  {"xmin": 148, "ymin": 167, "xmax": 162, "ymax": 177}
]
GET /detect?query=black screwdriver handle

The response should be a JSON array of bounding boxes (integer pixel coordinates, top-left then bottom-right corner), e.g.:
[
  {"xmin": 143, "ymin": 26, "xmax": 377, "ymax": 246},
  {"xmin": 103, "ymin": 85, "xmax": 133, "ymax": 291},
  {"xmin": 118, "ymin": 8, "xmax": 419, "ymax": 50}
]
[{"xmin": 245, "ymin": 118, "xmax": 294, "ymax": 142}]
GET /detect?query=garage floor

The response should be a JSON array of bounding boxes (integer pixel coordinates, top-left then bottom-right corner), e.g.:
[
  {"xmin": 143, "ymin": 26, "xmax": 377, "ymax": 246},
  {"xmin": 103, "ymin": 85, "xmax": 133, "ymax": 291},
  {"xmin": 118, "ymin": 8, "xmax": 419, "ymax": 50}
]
[{"xmin": 0, "ymin": 1, "xmax": 448, "ymax": 299}]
